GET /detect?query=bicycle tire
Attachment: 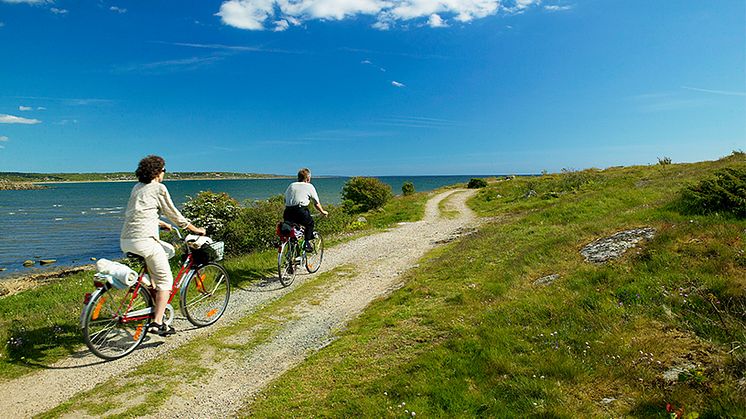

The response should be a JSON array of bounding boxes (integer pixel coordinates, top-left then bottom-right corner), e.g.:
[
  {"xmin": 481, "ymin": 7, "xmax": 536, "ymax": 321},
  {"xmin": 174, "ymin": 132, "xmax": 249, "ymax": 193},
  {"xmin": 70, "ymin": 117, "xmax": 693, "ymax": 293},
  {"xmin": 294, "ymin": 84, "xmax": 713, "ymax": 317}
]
[
  {"xmin": 277, "ymin": 241, "xmax": 297, "ymax": 287},
  {"xmin": 181, "ymin": 263, "xmax": 231, "ymax": 327},
  {"xmin": 305, "ymin": 231, "xmax": 324, "ymax": 273},
  {"xmin": 82, "ymin": 286, "xmax": 152, "ymax": 360}
]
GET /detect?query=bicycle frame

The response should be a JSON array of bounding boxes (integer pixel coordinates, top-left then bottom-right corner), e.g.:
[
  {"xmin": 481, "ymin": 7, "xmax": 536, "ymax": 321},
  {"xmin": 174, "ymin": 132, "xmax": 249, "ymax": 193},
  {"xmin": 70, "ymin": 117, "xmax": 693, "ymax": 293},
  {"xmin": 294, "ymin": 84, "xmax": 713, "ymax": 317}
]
[{"xmin": 114, "ymin": 251, "xmax": 199, "ymax": 324}]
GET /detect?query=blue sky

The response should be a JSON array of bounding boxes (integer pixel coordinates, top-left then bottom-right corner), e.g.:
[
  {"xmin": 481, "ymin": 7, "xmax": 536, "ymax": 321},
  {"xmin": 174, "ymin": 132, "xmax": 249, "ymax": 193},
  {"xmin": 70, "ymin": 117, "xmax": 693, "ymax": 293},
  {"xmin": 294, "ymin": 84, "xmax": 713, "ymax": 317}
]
[{"xmin": 0, "ymin": 0, "xmax": 744, "ymax": 176}]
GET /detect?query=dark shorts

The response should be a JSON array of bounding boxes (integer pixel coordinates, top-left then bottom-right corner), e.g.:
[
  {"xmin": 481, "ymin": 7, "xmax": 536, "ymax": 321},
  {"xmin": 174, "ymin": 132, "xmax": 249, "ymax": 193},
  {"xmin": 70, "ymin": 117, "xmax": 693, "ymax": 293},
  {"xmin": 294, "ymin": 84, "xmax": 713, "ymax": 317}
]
[{"xmin": 284, "ymin": 205, "xmax": 314, "ymax": 241}]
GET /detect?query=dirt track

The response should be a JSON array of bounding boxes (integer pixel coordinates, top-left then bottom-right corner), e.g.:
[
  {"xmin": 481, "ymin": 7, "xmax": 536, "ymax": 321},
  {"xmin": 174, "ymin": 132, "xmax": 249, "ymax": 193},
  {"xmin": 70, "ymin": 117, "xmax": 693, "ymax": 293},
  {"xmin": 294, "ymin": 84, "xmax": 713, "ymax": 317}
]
[{"xmin": 0, "ymin": 189, "xmax": 478, "ymax": 417}]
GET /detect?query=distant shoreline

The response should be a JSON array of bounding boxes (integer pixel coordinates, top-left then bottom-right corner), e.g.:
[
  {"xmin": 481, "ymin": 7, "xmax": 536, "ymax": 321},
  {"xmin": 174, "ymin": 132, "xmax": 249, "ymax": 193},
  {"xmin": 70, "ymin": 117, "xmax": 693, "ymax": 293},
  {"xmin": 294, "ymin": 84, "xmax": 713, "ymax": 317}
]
[{"xmin": 36, "ymin": 176, "xmax": 293, "ymax": 185}]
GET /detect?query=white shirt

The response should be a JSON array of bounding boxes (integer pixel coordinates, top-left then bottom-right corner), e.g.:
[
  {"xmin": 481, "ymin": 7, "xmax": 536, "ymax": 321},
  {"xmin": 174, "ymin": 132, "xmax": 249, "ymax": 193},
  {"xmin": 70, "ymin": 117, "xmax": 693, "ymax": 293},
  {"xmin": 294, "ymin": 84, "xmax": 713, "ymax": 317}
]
[
  {"xmin": 284, "ymin": 182, "xmax": 320, "ymax": 207},
  {"xmin": 120, "ymin": 182, "xmax": 190, "ymax": 240}
]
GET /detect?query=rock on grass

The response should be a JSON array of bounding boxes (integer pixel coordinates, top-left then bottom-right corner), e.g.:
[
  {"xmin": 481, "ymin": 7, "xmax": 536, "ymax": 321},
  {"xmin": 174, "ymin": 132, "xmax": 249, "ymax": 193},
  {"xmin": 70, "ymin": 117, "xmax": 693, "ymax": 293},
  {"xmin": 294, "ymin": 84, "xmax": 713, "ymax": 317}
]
[{"xmin": 580, "ymin": 227, "xmax": 656, "ymax": 264}]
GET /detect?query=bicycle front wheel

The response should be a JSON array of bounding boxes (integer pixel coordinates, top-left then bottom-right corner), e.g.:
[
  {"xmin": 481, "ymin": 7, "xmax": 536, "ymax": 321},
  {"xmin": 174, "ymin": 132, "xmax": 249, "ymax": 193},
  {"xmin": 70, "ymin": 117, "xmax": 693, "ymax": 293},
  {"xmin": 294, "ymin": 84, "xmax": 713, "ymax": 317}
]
[
  {"xmin": 278, "ymin": 241, "xmax": 297, "ymax": 287},
  {"xmin": 305, "ymin": 231, "xmax": 324, "ymax": 273},
  {"xmin": 82, "ymin": 286, "xmax": 152, "ymax": 360},
  {"xmin": 181, "ymin": 263, "xmax": 231, "ymax": 327}
]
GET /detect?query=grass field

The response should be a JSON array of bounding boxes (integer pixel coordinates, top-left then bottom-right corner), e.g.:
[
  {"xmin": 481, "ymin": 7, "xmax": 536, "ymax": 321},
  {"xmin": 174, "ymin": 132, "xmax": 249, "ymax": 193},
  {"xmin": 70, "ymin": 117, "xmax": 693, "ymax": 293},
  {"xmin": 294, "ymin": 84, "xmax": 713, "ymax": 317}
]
[{"xmin": 242, "ymin": 153, "xmax": 745, "ymax": 417}]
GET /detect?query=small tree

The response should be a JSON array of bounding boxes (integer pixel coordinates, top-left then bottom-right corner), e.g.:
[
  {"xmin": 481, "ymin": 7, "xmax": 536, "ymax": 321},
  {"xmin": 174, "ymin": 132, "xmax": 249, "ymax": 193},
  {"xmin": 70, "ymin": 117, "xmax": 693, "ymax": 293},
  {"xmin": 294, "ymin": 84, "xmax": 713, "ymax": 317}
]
[
  {"xmin": 401, "ymin": 181, "xmax": 415, "ymax": 196},
  {"xmin": 467, "ymin": 178, "xmax": 488, "ymax": 189},
  {"xmin": 182, "ymin": 191, "xmax": 240, "ymax": 239},
  {"xmin": 657, "ymin": 156, "xmax": 672, "ymax": 166},
  {"xmin": 341, "ymin": 177, "xmax": 392, "ymax": 213}
]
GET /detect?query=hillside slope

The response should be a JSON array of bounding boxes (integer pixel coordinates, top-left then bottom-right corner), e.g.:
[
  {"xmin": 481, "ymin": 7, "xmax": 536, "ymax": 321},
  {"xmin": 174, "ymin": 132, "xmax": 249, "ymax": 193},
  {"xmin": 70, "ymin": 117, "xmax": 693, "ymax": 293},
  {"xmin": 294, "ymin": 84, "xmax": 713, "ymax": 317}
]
[{"xmin": 243, "ymin": 153, "xmax": 745, "ymax": 417}]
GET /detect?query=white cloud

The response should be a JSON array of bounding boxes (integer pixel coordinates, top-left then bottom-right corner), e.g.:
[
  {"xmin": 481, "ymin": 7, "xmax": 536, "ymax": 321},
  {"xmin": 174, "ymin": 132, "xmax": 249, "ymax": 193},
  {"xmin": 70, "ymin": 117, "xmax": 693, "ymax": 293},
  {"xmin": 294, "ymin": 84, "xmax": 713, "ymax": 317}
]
[
  {"xmin": 50, "ymin": 7, "xmax": 68, "ymax": 14},
  {"xmin": 110, "ymin": 6, "xmax": 127, "ymax": 13},
  {"xmin": 117, "ymin": 56, "xmax": 223, "ymax": 73},
  {"xmin": 273, "ymin": 19, "xmax": 290, "ymax": 31},
  {"xmin": 427, "ymin": 13, "xmax": 447, "ymax": 27},
  {"xmin": 0, "ymin": 114, "xmax": 41, "ymax": 124},
  {"xmin": 0, "ymin": 136, "xmax": 8, "ymax": 141},
  {"xmin": 216, "ymin": 0, "xmax": 276, "ymax": 30},
  {"xmin": 37, "ymin": 106, "xmax": 46, "ymax": 110},
  {"xmin": 544, "ymin": 4, "xmax": 572, "ymax": 12},
  {"xmin": 681, "ymin": 86, "xmax": 746, "ymax": 97},
  {"xmin": 218, "ymin": 0, "xmax": 542, "ymax": 31},
  {"xmin": 18, "ymin": 105, "xmax": 32, "ymax": 111},
  {"xmin": 391, "ymin": 80, "xmax": 405, "ymax": 88}
]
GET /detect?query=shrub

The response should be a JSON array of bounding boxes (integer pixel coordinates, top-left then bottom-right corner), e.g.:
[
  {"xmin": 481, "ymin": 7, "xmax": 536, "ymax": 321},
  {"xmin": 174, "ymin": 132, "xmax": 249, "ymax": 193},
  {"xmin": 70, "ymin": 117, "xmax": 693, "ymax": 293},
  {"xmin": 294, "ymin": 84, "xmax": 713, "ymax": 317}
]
[
  {"xmin": 341, "ymin": 177, "xmax": 392, "ymax": 213},
  {"xmin": 657, "ymin": 156, "xmax": 672, "ymax": 166},
  {"xmin": 182, "ymin": 191, "xmax": 240, "ymax": 240},
  {"xmin": 467, "ymin": 178, "xmax": 488, "ymax": 189},
  {"xmin": 556, "ymin": 168, "xmax": 600, "ymax": 192},
  {"xmin": 678, "ymin": 167, "xmax": 746, "ymax": 218},
  {"xmin": 222, "ymin": 196, "xmax": 284, "ymax": 255},
  {"xmin": 401, "ymin": 181, "xmax": 415, "ymax": 196},
  {"xmin": 314, "ymin": 204, "xmax": 354, "ymax": 235}
]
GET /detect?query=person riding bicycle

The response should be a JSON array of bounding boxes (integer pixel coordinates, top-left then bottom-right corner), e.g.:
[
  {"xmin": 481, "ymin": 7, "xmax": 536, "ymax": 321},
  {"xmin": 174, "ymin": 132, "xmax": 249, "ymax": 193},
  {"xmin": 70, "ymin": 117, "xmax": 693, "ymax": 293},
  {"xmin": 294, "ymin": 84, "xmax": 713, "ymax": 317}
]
[
  {"xmin": 283, "ymin": 168, "xmax": 328, "ymax": 252},
  {"xmin": 120, "ymin": 155, "xmax": 206, "ymax": 336}
]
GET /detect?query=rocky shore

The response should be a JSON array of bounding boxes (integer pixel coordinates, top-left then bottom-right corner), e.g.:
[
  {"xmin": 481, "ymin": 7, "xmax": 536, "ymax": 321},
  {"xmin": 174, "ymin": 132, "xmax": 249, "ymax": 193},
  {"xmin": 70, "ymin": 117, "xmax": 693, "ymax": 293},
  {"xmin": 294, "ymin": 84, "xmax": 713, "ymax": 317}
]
[{"xmin": 0, "ymin": 180, "xmax": 46, "ymax": 190}]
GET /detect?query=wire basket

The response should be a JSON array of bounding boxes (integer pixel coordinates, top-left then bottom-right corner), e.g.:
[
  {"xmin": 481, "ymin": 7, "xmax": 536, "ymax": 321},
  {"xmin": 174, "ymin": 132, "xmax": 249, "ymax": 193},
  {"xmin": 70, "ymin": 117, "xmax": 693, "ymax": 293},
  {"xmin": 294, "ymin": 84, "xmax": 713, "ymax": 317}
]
[
  {"xmin": 192, "ymin": 241, "xmax": 225, "ymax": 264},
  {"xmin": 209, "ymin": 241, "xmax": 225, "ymax": 261}
]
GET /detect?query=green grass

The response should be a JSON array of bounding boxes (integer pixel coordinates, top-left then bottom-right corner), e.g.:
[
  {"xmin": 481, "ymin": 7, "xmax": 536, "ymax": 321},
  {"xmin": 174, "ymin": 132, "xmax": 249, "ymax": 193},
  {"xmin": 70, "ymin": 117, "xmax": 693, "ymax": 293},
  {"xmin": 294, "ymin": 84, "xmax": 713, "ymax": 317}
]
[
  {"xmin": 438, "ymin": 190, "xmax": 463, "ymax": 219},
  {"xmin": 242, "ymin": 153, "xmax": 746, "ymax": 417},
  {"xmin": 363, "ymin": 192, "xmax": 429, "ymax": 229}
]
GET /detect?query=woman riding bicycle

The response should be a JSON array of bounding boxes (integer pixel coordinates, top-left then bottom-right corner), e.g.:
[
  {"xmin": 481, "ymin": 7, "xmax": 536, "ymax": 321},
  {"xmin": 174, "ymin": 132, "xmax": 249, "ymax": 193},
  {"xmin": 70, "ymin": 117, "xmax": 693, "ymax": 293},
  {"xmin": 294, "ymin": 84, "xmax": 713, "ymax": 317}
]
[
  {"xmin": 283, "ymin": 168, "xmax": 328, "ymax": 251},
  {"xmin": 120, "ymin": 155, "xmax": 206, "ymax": 336}
]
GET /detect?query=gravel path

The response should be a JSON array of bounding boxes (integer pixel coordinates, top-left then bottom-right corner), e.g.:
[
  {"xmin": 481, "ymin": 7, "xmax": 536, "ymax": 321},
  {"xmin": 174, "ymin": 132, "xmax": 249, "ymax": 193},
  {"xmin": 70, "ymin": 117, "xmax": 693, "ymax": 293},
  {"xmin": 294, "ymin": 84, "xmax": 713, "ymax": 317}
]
[{"xmin": 0, "ymin": 189, "xmax": 478, "ymax": 417}]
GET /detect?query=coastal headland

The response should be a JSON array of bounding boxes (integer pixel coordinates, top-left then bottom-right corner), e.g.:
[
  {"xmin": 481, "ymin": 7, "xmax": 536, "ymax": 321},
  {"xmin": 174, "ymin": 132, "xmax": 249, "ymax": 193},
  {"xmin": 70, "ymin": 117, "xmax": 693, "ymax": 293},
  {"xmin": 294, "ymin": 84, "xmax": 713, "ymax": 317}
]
[{"xmin": 0, "ymin": 172, "xmax": 290, "ymax": 190}]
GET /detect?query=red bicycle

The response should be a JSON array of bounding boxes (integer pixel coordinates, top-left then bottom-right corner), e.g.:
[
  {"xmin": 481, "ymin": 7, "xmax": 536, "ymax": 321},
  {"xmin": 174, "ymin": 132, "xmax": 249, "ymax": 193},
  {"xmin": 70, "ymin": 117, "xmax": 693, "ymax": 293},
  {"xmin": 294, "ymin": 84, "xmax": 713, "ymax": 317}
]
[{"xmin": 80, "ymin": 227, "xmax": 230, "ymax": 360}]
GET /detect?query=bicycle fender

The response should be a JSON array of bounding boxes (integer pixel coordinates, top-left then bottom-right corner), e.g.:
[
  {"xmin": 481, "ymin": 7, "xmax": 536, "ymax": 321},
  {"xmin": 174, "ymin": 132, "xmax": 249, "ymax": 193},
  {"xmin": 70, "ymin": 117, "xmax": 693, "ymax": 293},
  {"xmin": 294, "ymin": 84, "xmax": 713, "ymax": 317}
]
[{"xmin": 80, "ymin": 287, "xmax": 106, "ymax": 329}]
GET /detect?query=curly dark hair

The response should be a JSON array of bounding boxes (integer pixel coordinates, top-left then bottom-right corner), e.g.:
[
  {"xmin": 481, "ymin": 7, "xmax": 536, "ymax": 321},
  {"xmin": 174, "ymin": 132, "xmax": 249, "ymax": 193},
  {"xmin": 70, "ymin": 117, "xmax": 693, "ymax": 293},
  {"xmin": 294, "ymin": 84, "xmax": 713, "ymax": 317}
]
[{"xmin": 135, "ymin": 155, "xmax": 165, "ymax": 183}]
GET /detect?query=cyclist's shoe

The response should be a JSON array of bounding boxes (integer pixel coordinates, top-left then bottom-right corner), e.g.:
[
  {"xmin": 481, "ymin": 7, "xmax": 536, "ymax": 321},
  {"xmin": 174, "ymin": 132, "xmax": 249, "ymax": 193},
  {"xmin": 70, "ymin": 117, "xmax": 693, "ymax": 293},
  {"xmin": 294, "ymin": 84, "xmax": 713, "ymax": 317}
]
[
  {"xmin": 304, "ymin": 242, "xmax": 314, "ymax": 252},
  {"xmin": 148, "ymin": 322, "xmax": 176, "ymax": 336}
]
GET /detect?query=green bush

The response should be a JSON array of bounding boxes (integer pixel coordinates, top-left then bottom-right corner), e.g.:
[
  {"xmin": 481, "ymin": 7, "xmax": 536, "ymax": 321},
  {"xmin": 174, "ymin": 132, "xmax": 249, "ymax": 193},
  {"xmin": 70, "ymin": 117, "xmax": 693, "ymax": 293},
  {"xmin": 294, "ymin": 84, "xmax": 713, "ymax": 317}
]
[
  {"xmin": 222, "ymin": 196, "xmax": 285, "ymax": 255},
  {"xmin": 678, "ymin": 167, "xmax": 746, "ymax": 218},
  {"xmin": 341, "ymin": 177, "xmax": 392, "ymax": 213},
  {"xmin": 401, "ymin": 181, "xmax": 415, "ymax": 196},
  {"xmin": 182, "ymin": 191, "xmax": 240, "ymax": 240},
  {"xmin": 467, "ymin": 178, "xmax": 488, "ymax": 189},
  {"xmin": 555, "ymin": 168, "xmax": 601, "ymax": 192},
  {"xmin": 657, "ymin": 156, "xmax": 672, "ymax": 166}
]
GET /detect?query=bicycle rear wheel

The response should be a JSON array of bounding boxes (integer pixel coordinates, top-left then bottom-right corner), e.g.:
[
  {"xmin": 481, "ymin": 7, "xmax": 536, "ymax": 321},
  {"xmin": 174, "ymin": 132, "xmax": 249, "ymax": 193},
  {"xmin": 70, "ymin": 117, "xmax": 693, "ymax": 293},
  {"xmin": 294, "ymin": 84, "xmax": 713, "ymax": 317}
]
[
  {"xmin": 278, "ymin": 241, "xmax": 297, "ymax": 287},
  {"xmin": 181, "ymin": 263, "xmax": 231, "ymax": 327},
  {"xmin": 82, "ymin": 286, "xmax": 152, "ymax": 360},
  {"xmin": 305, "ymin": 231, "xmax": 324, "ymax": 273}
]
